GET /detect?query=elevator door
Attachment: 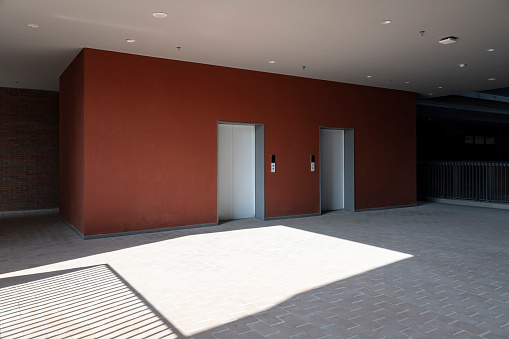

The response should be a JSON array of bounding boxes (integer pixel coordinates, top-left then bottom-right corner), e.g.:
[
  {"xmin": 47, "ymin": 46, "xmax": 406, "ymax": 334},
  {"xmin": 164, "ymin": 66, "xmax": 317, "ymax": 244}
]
[
  {"xmin": 218, "ymin": 124, "xmax": 255, "ymax": 220},
  {"xmin": 320, "ymin": 129, "xmax": 345, "ymax": 211}
]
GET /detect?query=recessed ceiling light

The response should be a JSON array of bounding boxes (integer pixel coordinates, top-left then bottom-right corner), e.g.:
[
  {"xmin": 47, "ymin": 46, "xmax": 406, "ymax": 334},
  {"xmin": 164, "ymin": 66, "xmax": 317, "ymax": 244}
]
[
  {"xmin": 439, "ymin": 37, "xmax": 458, "ymax": 45},
  {"xmin": 404, "ymin": 81, "xmax": 410, "ymax": 84},
  {"xmin": 366, "ymin": 75, "xmax": 372, "ymax": 78},
  {"xmin": 459, "ymin": 63, "xmax": 467, "ymax": 68},
  {"xmin": 27, "ymin": 24, "xmax": 39, "ymax": 28},
  {"xmin": 429, "ymin": 93, "xmax": 434, "ymax": 95},
  {"xmin": 488, "ymin": 78, "xmax": 496, "ymax": 81},
  {"xmin": 125, "ymin": 39, "xmax": 135, "ymax": 43},
  {"xmin": 438, "ymin": 86, "xmax": 443, "ymax": 89},
  {"xmin": 152, "ymin": 12, "xmax": 167, "ymax": 18},
  {"xmin": 269, "ymin": 60, "xmax": 275, "ymax": 64},
  {"xmin": 381, "ymin": 20, "xmax": 392, "ymax": 24},
  {"xmin": 486, "ymin": 48, "xmax": 495, "ymax": 52}
]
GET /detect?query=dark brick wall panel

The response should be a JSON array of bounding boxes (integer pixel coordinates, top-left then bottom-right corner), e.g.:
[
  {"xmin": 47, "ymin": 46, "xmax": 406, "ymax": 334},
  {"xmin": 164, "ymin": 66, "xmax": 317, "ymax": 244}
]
[{"xmin": 0, "ymin": 87, "xmax": 59, "ymax": 211}]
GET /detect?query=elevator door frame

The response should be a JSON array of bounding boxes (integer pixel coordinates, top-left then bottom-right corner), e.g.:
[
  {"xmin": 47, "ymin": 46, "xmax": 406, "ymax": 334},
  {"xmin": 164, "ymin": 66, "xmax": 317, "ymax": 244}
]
[
  {"xmin": 319, "ymin": 127, "xmax": 355, "ymax": 212},
  {"xmin": 217, "ymin": 121, "xmax": 265, "ymax": 222}
]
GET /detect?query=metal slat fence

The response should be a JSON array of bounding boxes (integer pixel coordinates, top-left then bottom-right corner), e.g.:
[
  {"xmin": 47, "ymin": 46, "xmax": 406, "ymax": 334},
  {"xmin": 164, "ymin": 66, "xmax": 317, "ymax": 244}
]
[{"xmin": 417, "ymin": 161, "xmax": 509, "ymax": 203}]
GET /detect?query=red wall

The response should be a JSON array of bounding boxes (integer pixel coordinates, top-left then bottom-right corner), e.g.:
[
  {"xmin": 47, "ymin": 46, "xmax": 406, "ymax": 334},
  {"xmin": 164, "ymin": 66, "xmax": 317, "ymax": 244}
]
[
  {"xmin": 59, "ymin": 51, "xmax": 85, "ymax": 234},
  {"xmin": 0, "ymin": 87, "xmax": 59, "ymax": 212},
  {"xmin": 61, "ymin": 48, "xmax": 416, "ymax": 236}
]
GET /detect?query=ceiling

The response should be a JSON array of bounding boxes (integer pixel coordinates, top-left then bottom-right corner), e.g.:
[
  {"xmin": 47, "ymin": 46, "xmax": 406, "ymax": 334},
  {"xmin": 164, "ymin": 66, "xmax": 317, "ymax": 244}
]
[{"xmin": 1, "ymin": 0, "xmax": 508, "ymax": 97}]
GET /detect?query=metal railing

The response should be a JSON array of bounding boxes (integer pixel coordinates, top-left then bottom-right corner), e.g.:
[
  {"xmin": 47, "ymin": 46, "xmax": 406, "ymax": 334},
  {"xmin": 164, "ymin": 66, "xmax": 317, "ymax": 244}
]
[{"xmin": 417, "ymin": 161, "xmax": 509, "ymax": 203}]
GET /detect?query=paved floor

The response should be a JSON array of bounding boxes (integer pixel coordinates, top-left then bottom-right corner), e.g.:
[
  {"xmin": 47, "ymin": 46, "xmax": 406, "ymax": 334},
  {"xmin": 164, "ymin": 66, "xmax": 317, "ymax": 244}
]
[{"xmin": 0, "ymin": 202, "xmax": 508, "ymax": 339}]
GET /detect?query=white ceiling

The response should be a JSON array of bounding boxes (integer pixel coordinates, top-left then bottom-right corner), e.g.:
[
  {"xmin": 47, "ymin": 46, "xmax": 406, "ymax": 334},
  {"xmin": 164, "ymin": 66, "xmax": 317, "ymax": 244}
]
[{"xmin": 1, "ymin": 0, "xmax": 508, "ymax": 97}]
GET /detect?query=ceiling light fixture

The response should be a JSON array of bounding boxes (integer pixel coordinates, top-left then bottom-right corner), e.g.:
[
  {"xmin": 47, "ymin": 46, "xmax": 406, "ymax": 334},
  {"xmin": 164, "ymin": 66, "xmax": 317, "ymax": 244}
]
[
  {"xmin": 404, "ymin": 81, "xmax": 410, "ymax": 84},
  {"xmin": 488, "ymin": 78, "xmax": 496, "ymax": 81},
  {"xmin": 439, "ymin": 37, "xmax": 458, "ymax": 45},
  {"xmin": 438, "ymin": 86, "xmax": 443, "ymax": 89},
  {"xmin": 486, "ymin": 48, "xmax": 495, "ymax": 52},
  {"xmin": 366, "ymin": 75, "xmax": 372, "ymax": 78},
  {"xmin": 27, "ymin": 24, "xmax": 39, "ymax": 28},
  {"xmin": 381, "ymin": 20, "xmax": 392, "ymax": 24},
  {"xmin": 429, "ymin": 93, "xmax": 434, "ymax": 95},
  {"xmin": 459, "ymin": 63, "xmax": 467, "ymax": 68},
  {"xmin": 152, "ymin": 12, "xmax": 168, "ymax": 18},
  {"xmin": 125, "ymin": 39, "xmax": 135, "ymax": 43},
  {"xmin": 269, "ymin": 60, "xmax": 275, "ymax": 64}
]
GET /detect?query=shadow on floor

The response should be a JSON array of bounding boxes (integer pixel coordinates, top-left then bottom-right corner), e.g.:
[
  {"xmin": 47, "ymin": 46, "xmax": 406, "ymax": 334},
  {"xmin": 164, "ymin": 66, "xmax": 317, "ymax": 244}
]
[{"xmin": 0, "ymin": 264, "xmax": 184, "ymax": 338}]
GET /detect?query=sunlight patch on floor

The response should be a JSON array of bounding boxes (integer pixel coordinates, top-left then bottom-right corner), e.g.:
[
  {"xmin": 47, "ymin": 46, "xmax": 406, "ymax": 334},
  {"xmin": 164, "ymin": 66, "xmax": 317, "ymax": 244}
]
[{"xmin": 1, "ymin": 225, "xmax": 412, "ymax": 336}]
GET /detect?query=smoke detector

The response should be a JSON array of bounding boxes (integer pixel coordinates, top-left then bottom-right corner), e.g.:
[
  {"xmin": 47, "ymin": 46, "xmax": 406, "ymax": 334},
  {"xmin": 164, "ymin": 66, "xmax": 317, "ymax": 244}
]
[{"xmin": 439, "ymin": 37, "xmax": 458, "ymax": 45}]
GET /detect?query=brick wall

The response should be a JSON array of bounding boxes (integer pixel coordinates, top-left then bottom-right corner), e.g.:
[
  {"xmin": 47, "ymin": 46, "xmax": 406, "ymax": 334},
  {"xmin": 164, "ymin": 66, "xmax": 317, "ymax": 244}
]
[{"xmin": 0, "ymin": 87, "xmax": 59, "ymax": 212}]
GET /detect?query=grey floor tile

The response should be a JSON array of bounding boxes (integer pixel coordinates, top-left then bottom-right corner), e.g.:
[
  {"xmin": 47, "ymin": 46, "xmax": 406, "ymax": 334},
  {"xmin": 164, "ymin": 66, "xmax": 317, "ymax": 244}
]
[{"xmin": 1, "ymin": 203, "xmax": 508, "ymax": 339}]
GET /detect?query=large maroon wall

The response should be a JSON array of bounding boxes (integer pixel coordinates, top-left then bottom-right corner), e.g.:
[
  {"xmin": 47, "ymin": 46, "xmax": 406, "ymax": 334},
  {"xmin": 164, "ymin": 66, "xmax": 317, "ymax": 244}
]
[
  {"xmin": 59, "ymin": 51, "xmax": 85, "ymax": 233},
  {"xmin": 0, "ymin": 87, "xmax": 59, "ymax": 212},
  {"xmin": 60, "ymin": 48, "xmax": 416, "ymax": 236}
]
